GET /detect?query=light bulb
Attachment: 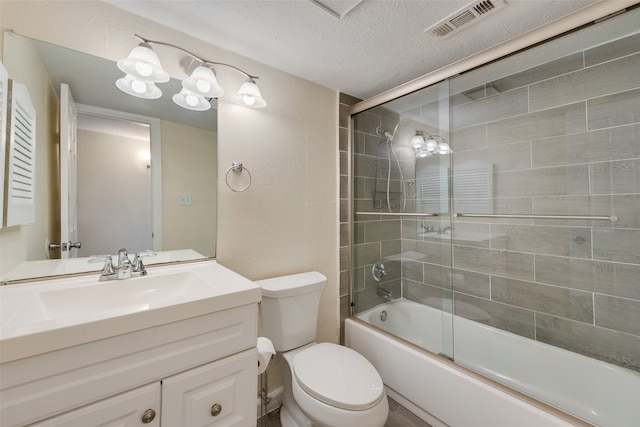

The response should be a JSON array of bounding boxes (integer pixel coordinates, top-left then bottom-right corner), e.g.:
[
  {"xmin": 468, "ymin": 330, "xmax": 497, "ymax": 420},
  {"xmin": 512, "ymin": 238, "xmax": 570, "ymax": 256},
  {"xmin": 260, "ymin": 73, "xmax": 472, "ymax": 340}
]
[
  {"xmin": 186, "ymin": 94, "xmax": 199, "ymax": 107},
  {"xmin": 411, "ymin": 134, "xmax": 425, "ymax": 149},
  {"xmin": 438, "ymin": 142, "xmax": 451, "ymax": 154},
  {"xmin": 243, "ymin": 95, "xmax": 256, "ymax": 106},
  {"xmin": 416, "ymin": 147, "xmax": 433, "ymax": 158},
  {"xmin": 425, "ymin": 138, "xmax": 438, "ymax": 152},
  {"xmin": 131, "ymin": 79, "xmax": 147, "ymax": 94},
  {"xmin": 196, "ymin": 79, "xmax": 211, "ymax": 93},
  {"xmin": 135, "ymin": 61, "xmax": 153, "ymax": 77}
]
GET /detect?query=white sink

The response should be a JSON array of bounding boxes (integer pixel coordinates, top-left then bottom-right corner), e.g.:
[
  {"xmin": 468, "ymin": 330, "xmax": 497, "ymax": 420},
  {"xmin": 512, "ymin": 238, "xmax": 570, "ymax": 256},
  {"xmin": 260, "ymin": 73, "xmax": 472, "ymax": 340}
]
[
  {"xmin": 39, "ymin": 271, "xmax": 211, "ymax": 319},
  {"xmin": 0, "ymin": 261, "xmax": 261, "ymax": 363}
]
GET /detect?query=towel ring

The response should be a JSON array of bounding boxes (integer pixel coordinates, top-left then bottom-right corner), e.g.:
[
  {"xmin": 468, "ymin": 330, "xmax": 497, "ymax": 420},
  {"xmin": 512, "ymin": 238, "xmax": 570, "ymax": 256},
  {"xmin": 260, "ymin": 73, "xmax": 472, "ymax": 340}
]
[{"xmin": 225, "ymin": 162, "xmax": 252, "ymax": 192}]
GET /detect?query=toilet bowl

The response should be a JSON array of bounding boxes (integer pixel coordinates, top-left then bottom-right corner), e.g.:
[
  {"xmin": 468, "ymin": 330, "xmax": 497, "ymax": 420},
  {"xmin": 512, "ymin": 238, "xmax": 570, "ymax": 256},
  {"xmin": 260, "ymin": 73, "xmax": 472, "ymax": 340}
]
[
  {"xmin": 257, "ymin": 272, "xmax": 388, "ymax": 427},
  {"xmin": 282, "ymin": 342, "xmax": 388, "ymax": 427}
]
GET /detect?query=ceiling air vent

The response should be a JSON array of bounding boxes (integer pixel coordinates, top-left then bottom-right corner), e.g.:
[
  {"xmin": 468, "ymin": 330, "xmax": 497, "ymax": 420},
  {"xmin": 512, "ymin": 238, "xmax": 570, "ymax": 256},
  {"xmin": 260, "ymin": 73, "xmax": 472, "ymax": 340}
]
[{"xmin": 426, "ymin": 0, "xmax": 507, "ymax": 40}]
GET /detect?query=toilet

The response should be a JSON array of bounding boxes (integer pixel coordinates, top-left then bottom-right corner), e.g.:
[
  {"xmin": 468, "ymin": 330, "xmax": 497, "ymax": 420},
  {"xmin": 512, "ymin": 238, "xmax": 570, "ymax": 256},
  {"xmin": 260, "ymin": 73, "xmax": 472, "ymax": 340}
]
[{"xmin": 257, "ymin": 272, "xmax": 389, "ymax": 427}]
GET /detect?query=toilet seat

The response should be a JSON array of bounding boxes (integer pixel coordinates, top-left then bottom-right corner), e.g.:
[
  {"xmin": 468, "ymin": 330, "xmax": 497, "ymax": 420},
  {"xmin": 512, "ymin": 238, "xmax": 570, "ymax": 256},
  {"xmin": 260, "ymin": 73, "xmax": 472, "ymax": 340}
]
[{"xmin": 293, "ymin": 343, "xmax": 385, "ymax": 411}]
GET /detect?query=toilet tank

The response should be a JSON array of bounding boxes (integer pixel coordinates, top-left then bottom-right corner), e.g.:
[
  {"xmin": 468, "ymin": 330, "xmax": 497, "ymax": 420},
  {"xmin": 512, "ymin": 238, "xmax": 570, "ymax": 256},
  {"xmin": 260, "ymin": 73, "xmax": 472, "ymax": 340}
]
[{"xmin": 257, "ymin": 272, "xmax": 327, "ymax": 352}]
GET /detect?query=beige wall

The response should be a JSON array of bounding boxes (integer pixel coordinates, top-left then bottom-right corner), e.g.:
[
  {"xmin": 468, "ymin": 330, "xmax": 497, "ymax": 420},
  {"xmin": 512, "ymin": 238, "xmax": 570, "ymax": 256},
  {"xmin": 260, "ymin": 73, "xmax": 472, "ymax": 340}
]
[
  {"xmin": 161, "ymin": 120, "xmax": 217, "ymax": 257},
  {"xmin": 76, "ymin": 129, "xmax": 152, "ymax": 257},
  {"xmin": 1, "ymin": 0, "xmax": 339, "ymax": 392},
  {"xmin": 0, "ymin": 29, "xmax": 59, "ymax": 273}
]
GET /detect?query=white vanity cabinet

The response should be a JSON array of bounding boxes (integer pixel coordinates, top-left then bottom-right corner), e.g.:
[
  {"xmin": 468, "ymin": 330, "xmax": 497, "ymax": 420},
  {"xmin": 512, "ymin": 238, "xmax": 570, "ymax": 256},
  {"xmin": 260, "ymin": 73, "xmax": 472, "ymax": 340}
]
[
  {"xmin": 0, "ymin": 261, "xmax": 262, "ymax": 427},
  {"xmin": 161, "ymin": 348, "xmax": 256, "ymax": 426},
  {"xmin": 29, "ymin": 383, "xmax": 162, "ymax": 427},
  {"xmin": 1, "ymin": 303, "xmax": 259, "ymax": 427},
  {"xmin": 30, "ymin": 348, "xmax": 256, "ymax": 427}
]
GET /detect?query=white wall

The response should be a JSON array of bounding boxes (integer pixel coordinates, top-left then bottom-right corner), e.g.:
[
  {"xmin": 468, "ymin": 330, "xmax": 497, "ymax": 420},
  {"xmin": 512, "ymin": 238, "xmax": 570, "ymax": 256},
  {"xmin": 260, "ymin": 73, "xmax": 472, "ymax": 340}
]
[
  {"xmin": 76, "ymin": 129, "xmax": 152, "ymax": 256},
  {"xmin": 0, "ymin": 0, "xmax": 339, "ymax": 390}
]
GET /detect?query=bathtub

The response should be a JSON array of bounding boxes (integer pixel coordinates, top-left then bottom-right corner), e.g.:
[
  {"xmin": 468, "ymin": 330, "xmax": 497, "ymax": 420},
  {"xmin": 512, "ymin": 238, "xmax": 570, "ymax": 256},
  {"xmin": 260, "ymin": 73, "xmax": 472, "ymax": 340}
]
[{"xmin": 346, "ymin": 299, "xmax": 640, "ymax": 427}]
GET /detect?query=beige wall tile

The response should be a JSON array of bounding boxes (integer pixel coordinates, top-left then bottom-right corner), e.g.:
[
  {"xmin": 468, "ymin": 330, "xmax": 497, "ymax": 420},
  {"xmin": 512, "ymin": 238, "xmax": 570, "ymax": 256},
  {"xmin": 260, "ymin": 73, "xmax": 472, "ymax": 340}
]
[
  {"xmin": 529, "ymin": 54, "xmax": 640, "ymax": 112},
  {"xmin": 455, "ymin": 292, "xmax": 535, "ymax": 338},
  {"xmin": 595, "ymin": 295, "xmax": 640, "ymax": 336},
  {"xmin": 453, "ymin": 245, "xmax": 534, "ymax": 281},
  {"xmin": 536, "ymin": 314, "xmax": 640, "ymax": 372},
  {"xmin": 593, "ymin": 229, "xmax": 640, "ymax": 264},
  {"xmin": 535, "ymin": 255, "xmax": 640, "ymax": 301},
  {"xmin": 491, "ymin": 276, "xmax": 593, "ymax": 323},
  {"xmin": 487, "ymin": 102, "xmax": 586, "ymax": 146}
]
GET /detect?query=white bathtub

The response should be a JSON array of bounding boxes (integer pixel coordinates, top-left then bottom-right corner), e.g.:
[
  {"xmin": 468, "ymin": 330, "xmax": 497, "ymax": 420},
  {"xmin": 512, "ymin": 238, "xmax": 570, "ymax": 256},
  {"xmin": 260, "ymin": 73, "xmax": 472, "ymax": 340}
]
[{"xmin": 346, "ymin": 299, "xmax": 640, "ymax": 427}]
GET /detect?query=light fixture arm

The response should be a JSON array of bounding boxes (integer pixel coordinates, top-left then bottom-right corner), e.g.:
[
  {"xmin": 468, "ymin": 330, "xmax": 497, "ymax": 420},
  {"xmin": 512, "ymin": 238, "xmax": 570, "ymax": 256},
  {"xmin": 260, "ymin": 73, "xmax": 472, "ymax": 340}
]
[{"xmin": 134, "ymin": 34, "xmax": 260, "ymax": 80}]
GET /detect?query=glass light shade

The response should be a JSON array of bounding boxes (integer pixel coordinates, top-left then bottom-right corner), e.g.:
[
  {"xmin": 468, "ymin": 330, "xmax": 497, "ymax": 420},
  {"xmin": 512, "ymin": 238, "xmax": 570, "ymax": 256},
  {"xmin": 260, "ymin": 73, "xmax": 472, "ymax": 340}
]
[
  {"xmin": 425, "ymin": 137, "xmax": 439, "ymax": 152},
  {"xmin": 416, "ymin": 148, "xmax": 433, "ymax": 158},
  {"xmin": 182, "ymin": 66, "xmax": 224, "ymax": 98},
  {"xmin": 411, "ymin": 134, "xmax": 425, "ymax": 149},
  {"xmin": 116, "ymin": 75, "xmax": 162, "ymax": 99},
  {"xmin": 172, "ymin": 88, "xmax": 211, "ymax": 111},
  {"xmin": 438, "ymin": 142, "xmax": 451, "ymax": 154},
  {"xmin": 231, "ymin": 79, "xmax": 267, "ymax": 108},
  {"xmin": 117, "ymin": 44, "xmax": 170, "ymax": 83}
]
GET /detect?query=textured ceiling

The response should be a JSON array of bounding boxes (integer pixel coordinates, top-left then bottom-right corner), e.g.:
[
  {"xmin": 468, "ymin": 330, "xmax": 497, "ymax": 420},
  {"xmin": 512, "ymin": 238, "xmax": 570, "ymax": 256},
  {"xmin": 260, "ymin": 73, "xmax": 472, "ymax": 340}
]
[{"xmin": 106, "ymin": 0, "xmax": 599, "ymax": 100}]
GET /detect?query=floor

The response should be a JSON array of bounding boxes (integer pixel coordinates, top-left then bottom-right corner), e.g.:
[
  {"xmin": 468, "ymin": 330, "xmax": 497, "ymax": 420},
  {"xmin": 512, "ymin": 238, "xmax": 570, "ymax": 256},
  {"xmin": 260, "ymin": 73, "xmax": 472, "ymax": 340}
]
[{"xmin": 258, "ymin": 397, "xmax": 433, "ymax": 427}]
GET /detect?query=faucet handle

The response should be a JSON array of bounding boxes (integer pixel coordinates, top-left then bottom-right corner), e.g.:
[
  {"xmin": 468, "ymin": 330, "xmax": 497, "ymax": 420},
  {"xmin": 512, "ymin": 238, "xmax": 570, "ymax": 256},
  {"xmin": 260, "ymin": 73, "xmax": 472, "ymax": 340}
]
[
  {"xmin": 132, "ymin": 251, "xmax": 154, "ymax": 276},
  {"xmin": 99, "ymin": 255, "xmax": 116, "ymax": 281}
]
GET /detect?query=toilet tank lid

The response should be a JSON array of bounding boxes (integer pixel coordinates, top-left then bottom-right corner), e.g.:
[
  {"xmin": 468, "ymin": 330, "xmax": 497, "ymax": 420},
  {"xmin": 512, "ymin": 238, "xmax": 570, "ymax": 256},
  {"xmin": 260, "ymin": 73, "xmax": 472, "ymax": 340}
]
[{"xmin": 256, "ymin": 271, "xmax": 327, "ymax": 298}]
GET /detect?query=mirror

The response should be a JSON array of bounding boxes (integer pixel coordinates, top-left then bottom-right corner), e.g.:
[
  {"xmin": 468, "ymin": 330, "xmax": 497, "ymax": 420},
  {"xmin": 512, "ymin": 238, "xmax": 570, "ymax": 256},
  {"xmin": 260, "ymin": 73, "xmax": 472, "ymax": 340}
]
[{"xmin": 0, "ymin": 32, "xmax": 217, "ymax": 282}]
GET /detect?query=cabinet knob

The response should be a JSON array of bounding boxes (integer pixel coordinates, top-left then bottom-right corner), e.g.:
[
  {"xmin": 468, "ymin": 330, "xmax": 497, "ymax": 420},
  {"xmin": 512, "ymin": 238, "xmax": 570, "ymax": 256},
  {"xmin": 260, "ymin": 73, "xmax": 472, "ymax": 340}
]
[
  {"xmin": 141, "ymin": 408, "xmax": 156, "ymax": 423},
  {"xmin": 211, "ymin": 403, "xmax": 222, "ymax": 417}
]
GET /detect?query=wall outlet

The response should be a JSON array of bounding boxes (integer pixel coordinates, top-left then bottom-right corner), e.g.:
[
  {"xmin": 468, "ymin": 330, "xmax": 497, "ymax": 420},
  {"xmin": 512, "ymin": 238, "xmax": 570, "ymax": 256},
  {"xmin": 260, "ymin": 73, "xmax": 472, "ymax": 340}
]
[{"xmin": 179, "ymin": 193, "xmax": 192, "ymax": 206}]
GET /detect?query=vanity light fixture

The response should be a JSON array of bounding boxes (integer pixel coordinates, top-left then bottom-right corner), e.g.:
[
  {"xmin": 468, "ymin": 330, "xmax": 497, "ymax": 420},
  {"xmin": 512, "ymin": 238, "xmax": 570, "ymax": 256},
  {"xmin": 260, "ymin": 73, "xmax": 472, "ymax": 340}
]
[
  {"xmin": 116, "ymin": 35, "xmax": 267, "ymax": 110},
  {"xmin": 411, "ymin": 131, "xmax": 451, "ymax": 157}
]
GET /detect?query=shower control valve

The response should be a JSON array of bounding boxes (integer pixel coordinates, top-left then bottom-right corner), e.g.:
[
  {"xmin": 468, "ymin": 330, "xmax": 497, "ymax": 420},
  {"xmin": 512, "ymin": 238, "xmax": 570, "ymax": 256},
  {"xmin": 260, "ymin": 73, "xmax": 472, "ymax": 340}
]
[{"xmin": 372, "ymin": 262, "xmax": 387, "ymax": 282}]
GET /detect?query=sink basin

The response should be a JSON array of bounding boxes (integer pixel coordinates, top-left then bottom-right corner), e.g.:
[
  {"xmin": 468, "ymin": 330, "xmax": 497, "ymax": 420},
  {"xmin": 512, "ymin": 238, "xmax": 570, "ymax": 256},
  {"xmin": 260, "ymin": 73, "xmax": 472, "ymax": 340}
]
[
  {"xmin": 0, "ymin": 261, "xmax": 261, "ymax": 363},
  {"xmin": 40, "ymin": 271, "xmax": 211, "ymax": 319}
]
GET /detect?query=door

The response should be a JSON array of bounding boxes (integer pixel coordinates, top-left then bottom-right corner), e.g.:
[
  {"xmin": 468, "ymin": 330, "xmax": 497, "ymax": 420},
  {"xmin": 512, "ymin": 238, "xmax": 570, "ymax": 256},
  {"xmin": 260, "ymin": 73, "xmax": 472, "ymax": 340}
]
[
  {"xmin": 60, "ymin": 83, "xmax": 80, "ymax": 258},
  {"xmin": 161, "ymin": 349, "xmax": 256, "ymax": 426}
]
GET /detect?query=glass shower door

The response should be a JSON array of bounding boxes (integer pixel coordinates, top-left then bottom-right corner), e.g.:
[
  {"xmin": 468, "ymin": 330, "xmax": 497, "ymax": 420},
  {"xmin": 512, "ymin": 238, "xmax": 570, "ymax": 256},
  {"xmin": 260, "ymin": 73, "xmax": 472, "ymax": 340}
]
[
  {"xmin": 447, "ymin": 9, "xmax": 640, "ymax": 425},
  {"xmin": 351, "ymin": 80, "xmax": 454, "ymax": 359}
]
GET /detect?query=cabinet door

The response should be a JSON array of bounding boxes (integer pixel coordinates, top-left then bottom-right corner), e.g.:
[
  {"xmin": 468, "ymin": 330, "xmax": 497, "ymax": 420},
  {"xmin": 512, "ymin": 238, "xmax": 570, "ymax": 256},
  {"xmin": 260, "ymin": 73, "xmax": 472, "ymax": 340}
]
[
  {"xmin": 29, "ymin": 383, "xmax": 160, "ymax": 427},
  {"xmin": 162, "ymin": 348, "xmax": 257, "ymax": 426}
]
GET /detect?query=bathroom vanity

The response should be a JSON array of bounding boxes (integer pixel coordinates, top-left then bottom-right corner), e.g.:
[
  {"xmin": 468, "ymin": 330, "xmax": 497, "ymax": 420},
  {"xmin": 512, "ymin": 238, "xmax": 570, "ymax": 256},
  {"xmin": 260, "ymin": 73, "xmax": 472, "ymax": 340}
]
[{"xmin": 0, "ymin": 260, "xmax": 261, "ymax": 427}]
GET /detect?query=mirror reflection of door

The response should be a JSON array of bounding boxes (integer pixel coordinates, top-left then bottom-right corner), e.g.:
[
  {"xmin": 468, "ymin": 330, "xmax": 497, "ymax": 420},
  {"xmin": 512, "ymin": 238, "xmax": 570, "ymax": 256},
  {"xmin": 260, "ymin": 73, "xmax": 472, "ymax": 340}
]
[
  {"xmin": 60, "ymin": 83, "xmax": 79, "ymax": 258},
  {"xmin": 75, "ymin": 112, "xmax": 152, "ymax": 257}
]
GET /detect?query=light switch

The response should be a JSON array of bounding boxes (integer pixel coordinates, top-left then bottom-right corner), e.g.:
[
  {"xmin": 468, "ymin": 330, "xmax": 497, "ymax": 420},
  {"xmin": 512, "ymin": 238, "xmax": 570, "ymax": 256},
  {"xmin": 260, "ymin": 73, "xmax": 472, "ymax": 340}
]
[{"xmin": 179, "ymin": 193, "xmax": 192, "ymax": 206}]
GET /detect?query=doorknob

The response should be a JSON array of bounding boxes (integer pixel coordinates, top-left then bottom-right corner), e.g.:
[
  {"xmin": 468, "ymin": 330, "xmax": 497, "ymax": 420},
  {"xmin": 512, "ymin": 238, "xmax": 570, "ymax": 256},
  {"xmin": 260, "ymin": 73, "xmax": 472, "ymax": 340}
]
[{"xmin": 48, "ymin": 242, "xmax": 81, "ymax": 252}]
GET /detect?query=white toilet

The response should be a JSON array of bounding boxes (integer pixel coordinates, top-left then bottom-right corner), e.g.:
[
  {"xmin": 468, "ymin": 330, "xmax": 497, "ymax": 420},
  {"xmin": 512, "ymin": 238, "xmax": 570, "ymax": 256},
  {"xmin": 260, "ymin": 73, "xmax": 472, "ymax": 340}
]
[{"xmin": 257, "ymin": 272, "xmax": 389, "ymax": 427}]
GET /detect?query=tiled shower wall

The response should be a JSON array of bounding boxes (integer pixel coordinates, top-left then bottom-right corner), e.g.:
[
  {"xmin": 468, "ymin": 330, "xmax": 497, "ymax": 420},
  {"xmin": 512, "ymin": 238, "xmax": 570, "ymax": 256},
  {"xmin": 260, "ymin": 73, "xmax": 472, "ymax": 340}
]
[
  {"xmin": 407, "ymin": 32, "xmax": 640, "ymax": 372},
  {"xmin": 346, "ymin": 30, "xmax": 640, "ymax": 372}
]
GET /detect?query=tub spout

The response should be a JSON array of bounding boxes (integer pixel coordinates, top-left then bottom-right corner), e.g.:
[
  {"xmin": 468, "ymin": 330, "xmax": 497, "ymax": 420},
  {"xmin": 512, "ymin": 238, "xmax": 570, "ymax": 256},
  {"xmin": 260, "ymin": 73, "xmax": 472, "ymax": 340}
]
[{"xmin": 376, "ymin": 287, "xmax": 394, "ymax": 301}]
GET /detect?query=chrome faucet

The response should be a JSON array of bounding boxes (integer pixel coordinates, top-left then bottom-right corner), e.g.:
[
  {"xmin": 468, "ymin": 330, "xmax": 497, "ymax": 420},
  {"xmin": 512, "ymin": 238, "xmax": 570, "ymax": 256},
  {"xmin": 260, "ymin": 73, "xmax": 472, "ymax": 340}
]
[
  {"xmin": 117, "ymin": 248, "xmax": 133, "ymax": 279},
  {"xmin": 376, "ymin": 287, "xmax": 394, "ymax": 301},
  {"xmin": 99, "ymin": 248, "xmax": 148, "ymax": 281}
]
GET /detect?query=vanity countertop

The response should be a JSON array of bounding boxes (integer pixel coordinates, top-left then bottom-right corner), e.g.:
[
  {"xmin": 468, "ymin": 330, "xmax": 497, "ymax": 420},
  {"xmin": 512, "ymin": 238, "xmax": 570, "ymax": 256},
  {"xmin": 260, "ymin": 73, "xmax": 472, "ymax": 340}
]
[
  {"xmin": 0, "ymin": 260, "xmax": 261, "ymax": 363},
  {"xmin": 0, "ymin": 249, "xmax": 207, "ymax": 283}
]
